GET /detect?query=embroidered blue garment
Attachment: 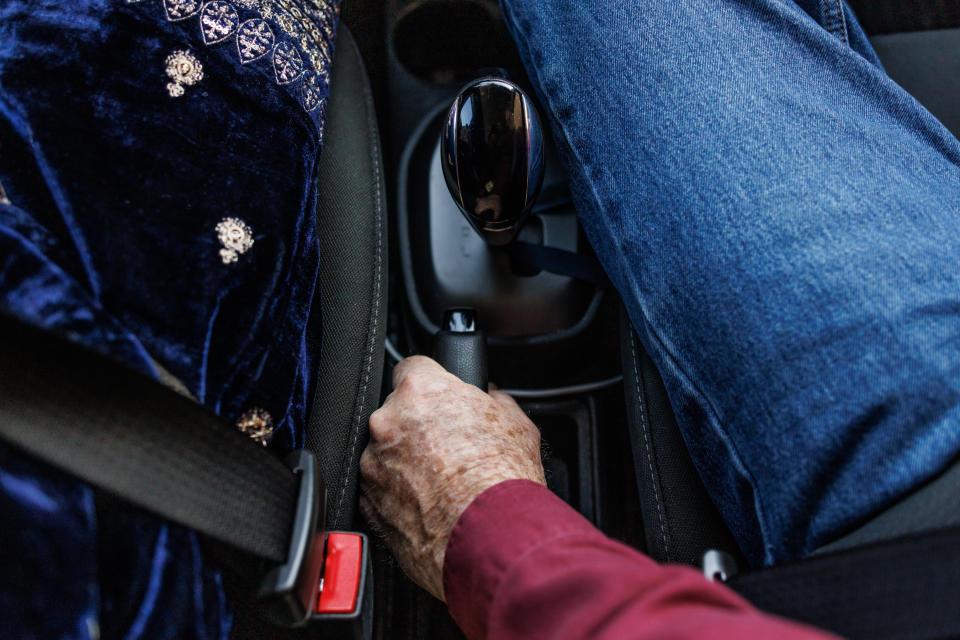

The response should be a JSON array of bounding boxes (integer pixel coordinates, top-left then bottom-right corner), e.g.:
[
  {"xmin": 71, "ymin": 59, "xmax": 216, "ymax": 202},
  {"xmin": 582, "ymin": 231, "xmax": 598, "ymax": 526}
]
[{"xmin": 0, "ymin": 0, "xmax": 340, "ymax": 636}]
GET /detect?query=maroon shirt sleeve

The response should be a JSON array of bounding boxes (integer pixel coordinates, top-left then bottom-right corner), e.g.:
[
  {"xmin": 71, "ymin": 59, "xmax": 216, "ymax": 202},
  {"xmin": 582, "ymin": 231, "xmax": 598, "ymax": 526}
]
[{"xmin": 443, "ymin": 480, "xmax": 835, "ymax": 640}]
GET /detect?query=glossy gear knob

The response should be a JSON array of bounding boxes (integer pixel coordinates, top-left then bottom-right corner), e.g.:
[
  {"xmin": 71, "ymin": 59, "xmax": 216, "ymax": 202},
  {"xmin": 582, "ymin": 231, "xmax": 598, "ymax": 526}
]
[{"xmin": 441, "ymin": 77, "xmax": 545, "ymax": 246}]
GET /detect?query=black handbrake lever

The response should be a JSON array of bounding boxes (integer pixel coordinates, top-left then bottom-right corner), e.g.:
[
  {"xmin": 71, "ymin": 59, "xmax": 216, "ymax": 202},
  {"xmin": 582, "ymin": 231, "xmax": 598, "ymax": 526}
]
[{"xmin": 433, "ymin": 309, "xmax": 488, "ymax": 391}]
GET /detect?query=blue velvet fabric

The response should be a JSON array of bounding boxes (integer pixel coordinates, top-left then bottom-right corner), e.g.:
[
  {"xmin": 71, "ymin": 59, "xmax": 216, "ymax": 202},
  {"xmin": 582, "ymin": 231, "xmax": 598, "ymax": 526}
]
[{"xmin": 0, "ymin": 0, "xmax": 340, "ymax": 636}]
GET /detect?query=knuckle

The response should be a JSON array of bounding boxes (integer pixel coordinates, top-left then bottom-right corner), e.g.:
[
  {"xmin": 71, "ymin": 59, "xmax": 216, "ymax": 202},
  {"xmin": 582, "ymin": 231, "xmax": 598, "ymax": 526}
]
[
  {"xmin": 394, "ymin": 371, "xmax": 416, "ymax": 393},
  {"xmin": 368, "ymin": 408, "xmax": 391, "ymax": 439},
  {"xmin": 396, "ymin": 356, "xmax": 444, "ymax": 390},
  {"xmin": 396, "ymin": 371, "xmax": 430, "ymax": 399},
  {"xmin": 404, "ymin": 354, "xmax": 436, "ymax": 369},
  {"xmin": 359, "ymin": 449, "xmax": 377, "ymax": 480}
]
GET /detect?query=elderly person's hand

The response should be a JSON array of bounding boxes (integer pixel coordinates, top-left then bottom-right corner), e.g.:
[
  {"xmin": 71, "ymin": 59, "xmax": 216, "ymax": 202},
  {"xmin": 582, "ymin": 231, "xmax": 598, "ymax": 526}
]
[{"xmin": 359, "ymin": 356, "xmax": 545, "ymax": 600}]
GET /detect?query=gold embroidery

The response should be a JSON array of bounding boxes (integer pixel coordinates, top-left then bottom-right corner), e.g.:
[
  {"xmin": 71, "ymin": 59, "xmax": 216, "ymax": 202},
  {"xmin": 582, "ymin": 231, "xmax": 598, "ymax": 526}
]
[
  {"xmin": 216, "ymin": 217, "xmax": 254, "ymax": 264},
  {"xmin": 299, "ymin": 74, "xmax": 324, "ymax": 112},
  {"xmin": 236, "ymin": 408, "xmax": 274, "ymax": 445},
  {"xmin": 237, "ymin": 18, "xmax": 275, "ymax": 63},
  {"xmin": 164, "ymin": 49, "xmax": 204, "ymax": 97},
  {"xmin": 264, "ymin": 0, "xmax": 332, "ymax": 82},
  {"xmin": 200, "ymin": 1, "xmax": 240, "ymax": 45},
  {"xmin": 164, "ymin": 0, "xmax": 202, "ymax": 21},
  {"xmin": 135, "ymin": 0, "xmax": 337, "ymax": 112},
  {"xmin": 273, "ymin": 40, "xmax": 305, "ymax": 84}
]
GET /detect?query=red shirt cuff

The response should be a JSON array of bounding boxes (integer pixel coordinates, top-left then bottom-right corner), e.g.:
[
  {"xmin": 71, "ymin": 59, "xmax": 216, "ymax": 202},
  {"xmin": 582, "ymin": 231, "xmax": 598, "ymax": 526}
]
[{"xmin": 442, "ymin": 479, "xmax": 600, "ymax": 639}]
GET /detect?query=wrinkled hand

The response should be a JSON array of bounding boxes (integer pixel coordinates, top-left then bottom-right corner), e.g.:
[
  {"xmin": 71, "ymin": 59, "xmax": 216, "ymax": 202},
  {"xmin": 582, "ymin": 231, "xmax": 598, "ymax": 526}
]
[{"xmin": 359, "ymin": 356, "xmax": 545, "ymax": 600}]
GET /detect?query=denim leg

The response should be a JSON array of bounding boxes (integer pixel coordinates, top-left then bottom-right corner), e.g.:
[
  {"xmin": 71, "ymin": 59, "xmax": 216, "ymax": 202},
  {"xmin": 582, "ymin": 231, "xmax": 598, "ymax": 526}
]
[{"xmin": 500, "ymin": 0, "xmax": 960, "ymax": 566}]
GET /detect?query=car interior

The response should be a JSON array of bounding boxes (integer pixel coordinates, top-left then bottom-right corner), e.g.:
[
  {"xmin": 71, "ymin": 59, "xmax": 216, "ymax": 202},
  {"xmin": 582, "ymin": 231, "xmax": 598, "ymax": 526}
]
[
  {"xmin": 318, "ymin": 1, "xmax": 960, "ymax": 637},
  {"xmin": 4, "ymin": 0, "xmax": 960, "ymax": 638}
]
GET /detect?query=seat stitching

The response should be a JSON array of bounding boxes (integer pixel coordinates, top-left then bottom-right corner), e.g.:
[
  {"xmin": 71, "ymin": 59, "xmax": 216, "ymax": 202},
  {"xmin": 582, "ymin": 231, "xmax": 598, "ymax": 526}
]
[
  {"xmin": 334, "ymin": 33, "xmax": 385, "ymax": 524},
  {"xmin": 631, "ymin": 331, "xmax": 670, "ymax": 561}
]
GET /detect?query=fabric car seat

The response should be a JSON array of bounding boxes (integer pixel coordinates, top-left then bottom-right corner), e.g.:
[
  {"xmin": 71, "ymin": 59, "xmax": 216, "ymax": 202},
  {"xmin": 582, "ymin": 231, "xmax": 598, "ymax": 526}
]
[
  {"xmin": 228, "ymin": 22, "xmax": 388, "ymax": 638},
  {"xmin": 307, "ymin": 23, "xmax": 387, "ymax": 534}
]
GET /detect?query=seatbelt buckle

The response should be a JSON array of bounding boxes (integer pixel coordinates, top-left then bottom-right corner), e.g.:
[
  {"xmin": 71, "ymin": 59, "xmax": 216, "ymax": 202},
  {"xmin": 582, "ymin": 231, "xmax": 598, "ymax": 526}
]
[
  {"xmin": 312, "ymin": 531, "xmax": 373, "ymax": 640},
  {"xmin": 255, "ymin": 450, "xmax": 373, "ymax": 638},
  {"xmin": 257, "ymin": 449, "xmax": 328, "ymax": 628}
]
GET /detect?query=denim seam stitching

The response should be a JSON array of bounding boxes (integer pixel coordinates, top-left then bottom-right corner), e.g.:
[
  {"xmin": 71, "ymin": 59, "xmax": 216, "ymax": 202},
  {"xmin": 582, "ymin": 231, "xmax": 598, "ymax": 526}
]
[
  {"xmin": 630, "ymin": 330, "xmax": 670, "ymax": 560},
  {"xmin": 832, "ymin": 0, "xmax": 848, "ymax": 45},
  {"xmin": 819, "ymin": 0, "xmax": 848, "ymax": 45},
  {"xmin": 498, "ymin": 1, "xmax": 774, "ymax": 563}
]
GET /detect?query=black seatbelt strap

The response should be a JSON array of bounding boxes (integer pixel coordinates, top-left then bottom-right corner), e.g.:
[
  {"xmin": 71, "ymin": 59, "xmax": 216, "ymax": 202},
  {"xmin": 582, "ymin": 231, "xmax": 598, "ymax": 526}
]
[
  {"xmin": 726, "ymin": 526, "xmax": 960, "ymax": 640},
  {"xmin": 0, "ymin": 313, "xmax": 326, "ymax": 627}
]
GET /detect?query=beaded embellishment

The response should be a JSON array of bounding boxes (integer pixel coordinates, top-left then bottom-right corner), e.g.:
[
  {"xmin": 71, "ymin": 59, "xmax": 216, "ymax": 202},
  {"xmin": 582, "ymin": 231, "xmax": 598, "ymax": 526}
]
[
  {"xmin": 164, "ymin": 49, "xmax": 204, "ymax": 97},
  {"xmin": 216, "ymin": 217, "xmax": 254, "ymax": 264},
  {"xmin": 236, "ymin": 408, "xmax": 274, "ymax": 445}
]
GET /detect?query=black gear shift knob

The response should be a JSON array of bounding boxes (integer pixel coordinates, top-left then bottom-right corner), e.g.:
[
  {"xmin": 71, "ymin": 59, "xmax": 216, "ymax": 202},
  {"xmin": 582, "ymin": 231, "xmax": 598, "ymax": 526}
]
[{"xmin": 441, "ymin": 77, "xmax": 545, "ymax": 246}]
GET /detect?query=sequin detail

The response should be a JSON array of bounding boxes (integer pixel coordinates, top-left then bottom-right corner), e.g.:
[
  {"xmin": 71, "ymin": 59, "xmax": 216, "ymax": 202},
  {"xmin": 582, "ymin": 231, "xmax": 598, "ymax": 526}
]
[
  {"xmin": 273, "ymin": 41, "xmax": 304, "ymax": 84},
  {"xmin": 200, "ymin": 1, "xmax": 240, "ymax": 45},
  {"xmin": 165, "ymin": 49, "xmax": 204, "ymax": 97},
  {"xmin": 236, "ymin": 408, "xmax": 274, "ymax": 445},
  {"xmin": 216, "ymin": 217, "xmax": 254, "ymax": 264},
  {"xmin": 266, "ymin": 0, "xmax": 335, "ymax": 84},
  {"xmin": 237, "ymin": 19, "xmax": 274, "ymax": 63},
  {"xmin": 164, "ymin": 0, "xmax": 202, "ymax": 21},
  {"xmin": 299, "ymin": 72, "xmax": 324, "ymax": 111}
]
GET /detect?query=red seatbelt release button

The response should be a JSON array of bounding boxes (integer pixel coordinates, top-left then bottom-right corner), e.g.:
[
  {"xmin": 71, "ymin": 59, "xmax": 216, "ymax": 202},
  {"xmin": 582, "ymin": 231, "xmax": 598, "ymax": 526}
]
[{"xmin": 317, "ymin": 532, "xmax": 364, "ymax": 615}]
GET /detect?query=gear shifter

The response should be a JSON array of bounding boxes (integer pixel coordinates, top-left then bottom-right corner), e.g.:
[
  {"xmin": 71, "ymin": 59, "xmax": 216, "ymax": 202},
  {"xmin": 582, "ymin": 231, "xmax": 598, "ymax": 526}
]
[
  {"xmin": 433, "ymin": 309, "xmax": 488, "ymax": 391},
  {"xmin": 441, "ymin": 76, "xmax": 545, "ymax": 246},
  {"xmin": 433, "ymin": 77, "xmax": 548, "ymax": 386}
]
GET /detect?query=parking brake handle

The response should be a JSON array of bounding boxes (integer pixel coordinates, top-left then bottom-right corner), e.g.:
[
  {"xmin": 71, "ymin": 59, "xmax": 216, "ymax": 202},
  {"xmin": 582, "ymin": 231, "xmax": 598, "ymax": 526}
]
[{"xmin": 433, "ymin": 309, "xmax": 488, "ymax": 391}]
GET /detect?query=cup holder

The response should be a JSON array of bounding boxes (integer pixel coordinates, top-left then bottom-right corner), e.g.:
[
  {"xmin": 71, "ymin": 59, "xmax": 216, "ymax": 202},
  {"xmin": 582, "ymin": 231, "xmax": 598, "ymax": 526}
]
[{"xmin": 391, "ymin": 0, "xmax": 523, "ymax": 84}]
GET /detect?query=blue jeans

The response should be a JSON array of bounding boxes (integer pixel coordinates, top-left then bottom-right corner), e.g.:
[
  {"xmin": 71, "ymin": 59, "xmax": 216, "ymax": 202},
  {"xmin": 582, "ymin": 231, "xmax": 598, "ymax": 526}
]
[{"xmin": 501, "ymin": 0, "xmax": 960, "ymax": 566}]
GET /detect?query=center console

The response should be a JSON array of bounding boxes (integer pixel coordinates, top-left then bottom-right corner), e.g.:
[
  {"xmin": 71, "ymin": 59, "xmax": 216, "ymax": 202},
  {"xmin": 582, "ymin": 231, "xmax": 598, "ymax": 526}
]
[
  {"xmin": 384, "ymin": 0, "xmax": 633, "ymax": 510},
  {"xmin": 352, "ymin": 1, "xmax": 645, "ymax": 635}
]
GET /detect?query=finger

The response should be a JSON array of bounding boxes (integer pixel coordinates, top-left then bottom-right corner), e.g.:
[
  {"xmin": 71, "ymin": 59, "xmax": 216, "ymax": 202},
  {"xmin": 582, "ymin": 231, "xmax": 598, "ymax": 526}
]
[
  {"xmin": 358, "ymin": 494, "xmax": 386, "ymax": 535},
  {"xmin": 367, "ymin": 406, "xmax": 394, "ymax": 444},
  {"xmin": 490, "ymin": 388, "xmax": 522, "ymax": 410},
  {"xmin": 391, "ymin": 354, "xmax": 443, "ymax": 389},
  {"xmin": 359, "ymin": 447, "xmax": 379, "ymax": 483}
]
